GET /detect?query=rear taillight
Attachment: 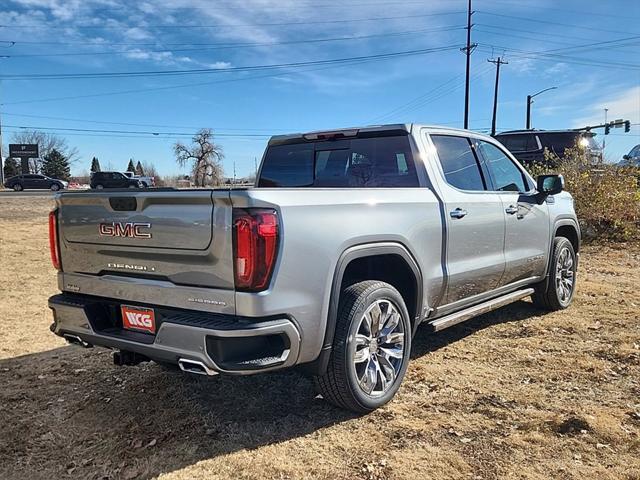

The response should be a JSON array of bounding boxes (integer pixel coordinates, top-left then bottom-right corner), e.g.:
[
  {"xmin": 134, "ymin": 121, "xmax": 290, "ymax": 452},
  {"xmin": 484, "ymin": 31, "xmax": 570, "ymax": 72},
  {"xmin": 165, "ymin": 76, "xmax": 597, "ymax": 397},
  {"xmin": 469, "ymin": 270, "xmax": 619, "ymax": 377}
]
[
  {"xmin": 233, "ymin": 209, "xmax": 279, "ymax": 291},
  {"xmin": 48, "ymin": 209, "xmax": 61, "ymax": 270}
]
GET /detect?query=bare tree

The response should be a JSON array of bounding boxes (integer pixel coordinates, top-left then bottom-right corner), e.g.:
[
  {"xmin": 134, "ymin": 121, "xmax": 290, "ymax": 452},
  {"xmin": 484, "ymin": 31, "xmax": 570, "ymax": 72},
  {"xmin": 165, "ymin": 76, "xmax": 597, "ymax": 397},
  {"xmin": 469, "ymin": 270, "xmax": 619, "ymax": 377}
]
[
  {"xmin": 174, "ymin": 129, "xmax": 224, "ymax": 187},
  {"xmin": 10, "ymin": 130, "xmax": 79, "ymax": 174},
  {"xmin": 142, "ymin": 161, "xmax": 163, "ymax": 186},
  {"xmin": 142, "ymin": 161, "xmax": 159, "ymax": 178}
]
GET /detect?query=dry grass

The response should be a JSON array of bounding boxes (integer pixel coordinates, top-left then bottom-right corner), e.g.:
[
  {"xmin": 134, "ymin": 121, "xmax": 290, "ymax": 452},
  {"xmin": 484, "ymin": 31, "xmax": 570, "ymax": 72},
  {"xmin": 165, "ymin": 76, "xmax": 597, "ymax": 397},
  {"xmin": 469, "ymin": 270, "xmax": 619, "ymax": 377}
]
[{"xmin": 0, "ymin": 196, "xmax": 639, "ymax": 480}]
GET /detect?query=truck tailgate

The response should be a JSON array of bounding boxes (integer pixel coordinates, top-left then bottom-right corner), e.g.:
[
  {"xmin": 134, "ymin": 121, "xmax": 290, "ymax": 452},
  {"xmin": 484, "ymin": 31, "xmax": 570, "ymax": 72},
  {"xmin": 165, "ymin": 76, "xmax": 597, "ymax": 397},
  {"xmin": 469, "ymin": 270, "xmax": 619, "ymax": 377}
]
[{"xmin": 56, "ymin": 190, "xmax": 235, "ymax": 292}]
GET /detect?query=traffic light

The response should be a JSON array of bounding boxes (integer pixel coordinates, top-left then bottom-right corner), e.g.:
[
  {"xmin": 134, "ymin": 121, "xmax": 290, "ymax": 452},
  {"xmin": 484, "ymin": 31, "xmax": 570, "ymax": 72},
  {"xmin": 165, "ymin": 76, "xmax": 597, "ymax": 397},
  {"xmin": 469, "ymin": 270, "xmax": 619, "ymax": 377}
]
[
  {"xmin": 625, "ymin": 120, "xmax": 631, "ymax": 133},
  {"xmin": 605, "ymin": 123, "xmax": 610, "ymax": 135}
]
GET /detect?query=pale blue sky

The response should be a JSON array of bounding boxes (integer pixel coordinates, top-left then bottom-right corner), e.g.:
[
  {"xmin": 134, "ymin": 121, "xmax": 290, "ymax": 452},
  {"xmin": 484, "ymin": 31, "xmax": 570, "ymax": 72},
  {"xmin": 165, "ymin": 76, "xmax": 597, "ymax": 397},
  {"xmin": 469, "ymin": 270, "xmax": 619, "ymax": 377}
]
[{"xmin": 0, "ymin": 0, "xmax": 638, "ymax": 177}]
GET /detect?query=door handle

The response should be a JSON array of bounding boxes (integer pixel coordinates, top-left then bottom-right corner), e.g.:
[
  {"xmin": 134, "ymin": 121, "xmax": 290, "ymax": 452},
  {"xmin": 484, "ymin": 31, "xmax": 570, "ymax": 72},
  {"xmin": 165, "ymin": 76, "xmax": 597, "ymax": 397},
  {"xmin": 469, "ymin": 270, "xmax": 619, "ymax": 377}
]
[
  {"xmin": 450, "ymin": 208, "xmax": 468, "ymax": 219},
  {"xmin": 505, "ymin": 205, "xmax": 518, "ymax": 215}
]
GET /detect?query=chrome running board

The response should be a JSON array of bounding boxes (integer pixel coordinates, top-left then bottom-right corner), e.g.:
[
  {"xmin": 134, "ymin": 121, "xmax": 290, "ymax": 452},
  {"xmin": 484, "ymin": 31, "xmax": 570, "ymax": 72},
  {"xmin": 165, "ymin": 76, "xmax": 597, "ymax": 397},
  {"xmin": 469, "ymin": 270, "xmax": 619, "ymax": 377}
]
[{"xmin": 428, "ymin": 288, "xmax": 535, "ymax": 332}]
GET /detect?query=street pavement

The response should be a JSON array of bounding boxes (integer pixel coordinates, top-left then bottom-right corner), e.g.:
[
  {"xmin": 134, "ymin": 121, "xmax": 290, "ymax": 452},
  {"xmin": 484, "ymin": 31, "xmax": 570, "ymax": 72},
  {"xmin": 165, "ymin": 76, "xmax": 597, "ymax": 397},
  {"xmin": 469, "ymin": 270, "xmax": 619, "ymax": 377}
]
[{"xmin": 0, "ymin": 189, "xmax": 60, "ymax": 197}]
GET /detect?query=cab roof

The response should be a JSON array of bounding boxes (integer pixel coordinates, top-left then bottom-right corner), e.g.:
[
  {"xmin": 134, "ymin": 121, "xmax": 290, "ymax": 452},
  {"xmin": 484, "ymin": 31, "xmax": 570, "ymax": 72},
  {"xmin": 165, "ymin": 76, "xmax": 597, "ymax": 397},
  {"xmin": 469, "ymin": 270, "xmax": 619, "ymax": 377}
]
[{"xmin": 267, "ymin": 123, "xmax": 493, "ymax": 146}]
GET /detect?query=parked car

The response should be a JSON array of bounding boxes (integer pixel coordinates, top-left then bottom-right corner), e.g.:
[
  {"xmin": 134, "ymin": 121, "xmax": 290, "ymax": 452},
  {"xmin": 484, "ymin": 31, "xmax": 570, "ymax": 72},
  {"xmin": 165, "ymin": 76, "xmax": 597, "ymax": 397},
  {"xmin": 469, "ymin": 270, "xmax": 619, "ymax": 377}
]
[
  {"xmin": 90, "ymin": 171, "xmax": 142, "ymax": 189},
  {"xmin": 48, "ymin": 124, "xmax": 580, "ymax": 413},
  {"xmin": 3, "ymin": 174, "xmax": 68, "ymax": 191},
  {"xmin": 620, "ymin": 144, "xmax": 640, "ymax": 167},
  {"xmin": 122, "ymin": 171, "xmax": 155, "ymax": 188},
  {"xmin": 494, "ymin": 129, "xmax": 602, "ymax": 166}
]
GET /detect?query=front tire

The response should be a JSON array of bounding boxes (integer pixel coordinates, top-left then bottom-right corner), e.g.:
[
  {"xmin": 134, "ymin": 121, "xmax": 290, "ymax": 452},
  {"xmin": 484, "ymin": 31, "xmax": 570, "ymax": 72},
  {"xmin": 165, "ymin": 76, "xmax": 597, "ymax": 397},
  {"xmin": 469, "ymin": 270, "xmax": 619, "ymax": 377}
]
[
  {"xmin": 532, "ymin": 237, "xmax": 577, "ymax": 310},
  {"xmin": 51, "ymin": 183, "xmax": 60, "ymax": 191},
  {"xmin": 314, "ymin": 281, "xmax": 411, "ymax": 413},
  {"xmin": 13, "ymin": 184, "xmax": 23, "ymax": 191}
]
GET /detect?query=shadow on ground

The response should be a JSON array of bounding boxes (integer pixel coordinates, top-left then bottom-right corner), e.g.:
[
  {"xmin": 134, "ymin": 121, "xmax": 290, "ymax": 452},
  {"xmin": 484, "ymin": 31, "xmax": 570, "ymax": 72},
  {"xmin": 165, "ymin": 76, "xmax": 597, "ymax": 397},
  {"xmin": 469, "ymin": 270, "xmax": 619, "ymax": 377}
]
[
  {"xmin": 0, "ymin": 300, "xmax": 543, "ymax": 479},
  {"xmin": 411, "ymin": 299, "xmax": 542, "ymax": 359}
]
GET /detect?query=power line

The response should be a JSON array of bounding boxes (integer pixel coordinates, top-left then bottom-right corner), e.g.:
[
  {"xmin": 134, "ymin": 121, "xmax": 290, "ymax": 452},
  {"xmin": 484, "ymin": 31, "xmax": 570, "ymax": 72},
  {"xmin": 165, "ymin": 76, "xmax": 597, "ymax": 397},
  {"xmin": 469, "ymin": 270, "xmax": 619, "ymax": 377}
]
[
  {"xmin": 475, "ymin": 44, "xmax": 640, "ymax": 70},
  {"xmin": 1, "ymin": 127, "xmax": 270, "ymax": 140},
  {"xmin": 0, "ymin": 26, "xmax": 465, "ymax": 57},
  {"xmin": 2, "ymin": 56, "xmax": 414, "ymax": 105},
  {"xmin": 369, "ymin": 74, "xmax": 464, "ymax": 123},
  {"xmin": 475, "ymin": 26, "xmax": 640, "ymax": 53},
  {"xmin": 477, "ymin": 0, "xmax": 640, "ymax": 21},
  {"xmin": 2, "ymin": 112, "xmax": 287, "ymax": 132},
  {"xmin": 0, "ymin": 10, "xmax": 464, "ymax": 30},
  {"xmin": 397, "ymin": 64, "xmax": 494, "ymax": 118},
  {"xmin": 475, "ymin": 11, "xmax": 639, "ymax": 36},
  {"xmin": 2, "ymin": 45, "xmax": 465, "ymax": 106},
  {"xmin": 68, "ymin": 1, "xmax": 460, "ymax": 11},
  {"xmin": 476, "ymin": 23, "xmax": 640, "ymax": 44},
  {"xmin": 0, "ymin": 45, "xmax": 462, "ymax": 80},
  {"xmin": 369, "ymin": 64, "xmax": 493, "ymax": 124},
  {"xmin": 3, "ymin": 124, "xmax": 272, "ymax": 138}
]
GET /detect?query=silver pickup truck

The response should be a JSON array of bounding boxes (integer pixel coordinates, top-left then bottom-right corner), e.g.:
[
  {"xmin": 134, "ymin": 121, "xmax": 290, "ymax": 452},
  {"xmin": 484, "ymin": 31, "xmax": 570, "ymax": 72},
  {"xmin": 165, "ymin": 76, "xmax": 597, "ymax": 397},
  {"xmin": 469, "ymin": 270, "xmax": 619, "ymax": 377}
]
[{"xmin": 48, "ymin": 124, "xmax": 579, "ymax": 412}]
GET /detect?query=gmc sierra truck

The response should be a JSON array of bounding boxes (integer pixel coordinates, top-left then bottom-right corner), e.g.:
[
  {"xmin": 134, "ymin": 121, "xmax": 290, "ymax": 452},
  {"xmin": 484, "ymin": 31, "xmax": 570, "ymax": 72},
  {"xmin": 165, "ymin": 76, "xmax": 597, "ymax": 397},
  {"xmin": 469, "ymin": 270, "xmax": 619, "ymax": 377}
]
[{"xmin": 48, "ymin": 124, "xmax": 580, "ymax": 412}]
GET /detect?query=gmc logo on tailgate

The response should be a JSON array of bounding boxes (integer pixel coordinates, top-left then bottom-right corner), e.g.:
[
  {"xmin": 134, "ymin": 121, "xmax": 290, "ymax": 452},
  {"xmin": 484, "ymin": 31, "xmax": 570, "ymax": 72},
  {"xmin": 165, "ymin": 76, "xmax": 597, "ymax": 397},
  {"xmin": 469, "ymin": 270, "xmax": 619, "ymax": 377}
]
[{"xmin": 99, "ymin": 222, "xmax": 152, "ymax": 238}]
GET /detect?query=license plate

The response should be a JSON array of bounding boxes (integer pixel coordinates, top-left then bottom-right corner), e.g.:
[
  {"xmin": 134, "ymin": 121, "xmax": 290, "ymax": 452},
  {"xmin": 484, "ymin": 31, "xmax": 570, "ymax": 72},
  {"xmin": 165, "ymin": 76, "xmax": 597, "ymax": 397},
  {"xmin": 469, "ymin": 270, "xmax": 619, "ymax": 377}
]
[{"xmin": 121, "ymin": 305, "xmax": 156, "ymax": 334}]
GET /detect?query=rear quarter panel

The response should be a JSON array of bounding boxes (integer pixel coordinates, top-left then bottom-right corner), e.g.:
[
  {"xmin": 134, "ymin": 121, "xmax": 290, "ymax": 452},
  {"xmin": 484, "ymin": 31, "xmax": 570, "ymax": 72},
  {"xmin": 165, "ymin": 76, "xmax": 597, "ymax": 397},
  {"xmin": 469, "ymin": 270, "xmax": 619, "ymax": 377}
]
[{"xmin": 231, "ymin": 188, "xmax": 443, "ymax": 363}]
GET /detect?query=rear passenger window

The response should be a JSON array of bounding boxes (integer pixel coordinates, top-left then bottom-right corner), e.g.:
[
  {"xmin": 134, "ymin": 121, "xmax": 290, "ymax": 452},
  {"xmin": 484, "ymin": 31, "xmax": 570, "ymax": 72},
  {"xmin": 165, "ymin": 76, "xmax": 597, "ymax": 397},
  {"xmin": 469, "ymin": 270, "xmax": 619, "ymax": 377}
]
[
  {"xmin": 477, "ymin": 141, "xmax": 528, "ymax": 192},
  {"xmin": 431, "ymin": 135, "xmax": 486, "ymax": 191}
]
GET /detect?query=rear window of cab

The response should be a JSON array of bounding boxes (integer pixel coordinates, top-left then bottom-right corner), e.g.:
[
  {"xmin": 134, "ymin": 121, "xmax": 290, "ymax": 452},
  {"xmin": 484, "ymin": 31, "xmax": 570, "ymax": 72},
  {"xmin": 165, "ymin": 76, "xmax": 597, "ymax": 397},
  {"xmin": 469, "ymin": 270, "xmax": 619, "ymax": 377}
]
[{"xmin": 258, "ymin": 136, "xmax": 419, "ymax": 188}]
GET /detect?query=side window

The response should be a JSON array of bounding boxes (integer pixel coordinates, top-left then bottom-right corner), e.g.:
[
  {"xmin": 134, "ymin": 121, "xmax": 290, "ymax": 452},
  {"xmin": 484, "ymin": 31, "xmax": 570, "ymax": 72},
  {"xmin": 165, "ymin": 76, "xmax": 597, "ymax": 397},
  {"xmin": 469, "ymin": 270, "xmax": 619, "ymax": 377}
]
[
  {"xmin": 497, "ymin": 134, "xmax": 538, "ymax": 152},
  {"xmin": 431, "ymin": 135, "xmax": 486, "ymax": 191},
  {"xmin": 477, "ymin": 141, "xmax": 527, "ymax": 192}
]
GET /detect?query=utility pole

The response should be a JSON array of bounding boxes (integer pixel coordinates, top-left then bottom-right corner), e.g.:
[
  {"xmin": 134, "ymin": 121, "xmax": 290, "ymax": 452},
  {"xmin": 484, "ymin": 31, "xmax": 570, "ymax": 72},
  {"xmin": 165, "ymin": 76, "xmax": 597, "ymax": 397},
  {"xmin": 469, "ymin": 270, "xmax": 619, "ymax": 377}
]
[
  {"xmin": 462, "ymin": 0, "xmax": 476, "ymax": 129},
  {"xmin": 0, "ymin": 48, "xmax": 14, "ymax": 185},
  {"xmin": 0, "ymin": 80, "xmax": 4, "ymax": 185},
  {"xmin": 488, "ymin": 56, "xmax": 507, "ymax": 136},
  {"xmin": 603, "ymin": 108, "xmax": 608, "ymax": 152}
]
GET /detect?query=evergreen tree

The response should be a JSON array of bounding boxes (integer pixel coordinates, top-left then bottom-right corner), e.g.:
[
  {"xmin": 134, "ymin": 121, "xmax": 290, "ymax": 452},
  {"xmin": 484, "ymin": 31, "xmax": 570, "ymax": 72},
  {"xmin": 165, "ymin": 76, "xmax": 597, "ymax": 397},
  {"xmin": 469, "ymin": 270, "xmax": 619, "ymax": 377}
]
[
  {"xmin": 3, "ymin": 157, "xmax": 20, "ymax": 178},
  {"xmin": 90, "ymin": 156, "xmax": 101, "ymax": 173},
  {"xmin": 41, "ymin": 149, "xmax": 71, "ymax": 180},
  {"xmin": 135, "ymin": 160, "xmax": 144, "ymax": 176},
  {"xmin": 126, "ymin": 159, "xmax": 136, "ymax": 173}
]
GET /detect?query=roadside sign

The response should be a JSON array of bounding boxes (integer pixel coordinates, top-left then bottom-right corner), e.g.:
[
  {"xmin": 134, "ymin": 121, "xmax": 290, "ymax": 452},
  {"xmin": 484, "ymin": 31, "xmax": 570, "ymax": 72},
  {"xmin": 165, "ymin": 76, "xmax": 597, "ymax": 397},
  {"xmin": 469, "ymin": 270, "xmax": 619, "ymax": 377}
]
[
  {"xmin": 8, "ymin": 144, "xmax": 39, "ymax": 174},
  {"xmin": 9, "ymin": 144, "xmax": 39, "ymax": 158},
  {"xmin": 614, "ymin": 119, "xmax": 624, "ymax": 128}
]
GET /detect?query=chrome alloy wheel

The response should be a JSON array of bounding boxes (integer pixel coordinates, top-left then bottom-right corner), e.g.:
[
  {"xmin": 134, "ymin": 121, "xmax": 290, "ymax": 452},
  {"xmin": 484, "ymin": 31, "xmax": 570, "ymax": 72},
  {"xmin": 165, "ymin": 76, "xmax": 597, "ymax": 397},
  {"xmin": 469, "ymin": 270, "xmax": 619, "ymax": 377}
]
[
  {"xmin": 555, "ymin": 246, "xmax": 575, "ymax": 304},
  {"xmin": 351, "ymin": 299, "xmax": 406, "ymax": 397}
]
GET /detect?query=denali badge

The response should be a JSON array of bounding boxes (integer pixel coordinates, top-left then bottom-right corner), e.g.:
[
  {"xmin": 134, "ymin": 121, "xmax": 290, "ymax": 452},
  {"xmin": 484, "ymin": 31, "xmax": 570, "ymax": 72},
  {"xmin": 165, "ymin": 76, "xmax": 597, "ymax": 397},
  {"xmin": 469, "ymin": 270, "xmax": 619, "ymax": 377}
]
[
  {"xmin": 107, "ymin": 262, "xmax": 156, "ymax": 272},
  {"xmin": 99, "ymin": 222, "xmax": 151, "ymax": 238}
]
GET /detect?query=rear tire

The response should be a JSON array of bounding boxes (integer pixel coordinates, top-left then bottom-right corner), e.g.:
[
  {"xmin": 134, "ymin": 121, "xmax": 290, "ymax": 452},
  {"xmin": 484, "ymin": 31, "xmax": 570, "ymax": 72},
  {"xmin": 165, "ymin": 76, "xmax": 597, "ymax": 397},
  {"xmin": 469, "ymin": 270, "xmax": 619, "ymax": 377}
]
[
  {"xmin": 13, "ymin": 184, "xmax": 23, "ymax": 191},
  {"xmin": 314, "ymin": 281, "xmax": 411, "ymax": 413},
  {"xmin": 532, "ymin": 237, "xmax": 577, "ymax": 310},
  {"xmin": 95, "ymin": 184, "xmax": 104, "ymax": 190}
]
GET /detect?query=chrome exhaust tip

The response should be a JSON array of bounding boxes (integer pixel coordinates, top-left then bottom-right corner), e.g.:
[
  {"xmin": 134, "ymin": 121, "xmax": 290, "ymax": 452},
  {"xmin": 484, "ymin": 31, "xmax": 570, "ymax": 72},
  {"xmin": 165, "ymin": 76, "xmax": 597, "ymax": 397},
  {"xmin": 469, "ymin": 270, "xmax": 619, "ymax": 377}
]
[
  {"xmin": 178, "ymin": 358, "xmax": 218, "ymax": 376},
  {"xmin": 63, "ymin": 333, "xmax": 92, "ymax": 348}
]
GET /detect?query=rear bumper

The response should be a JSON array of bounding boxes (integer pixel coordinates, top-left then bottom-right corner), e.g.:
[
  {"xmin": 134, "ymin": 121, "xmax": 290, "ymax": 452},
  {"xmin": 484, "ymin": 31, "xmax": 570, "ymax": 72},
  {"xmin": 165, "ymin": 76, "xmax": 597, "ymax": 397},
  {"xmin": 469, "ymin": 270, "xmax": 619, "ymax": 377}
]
[{"xmin": 48, "ymin": 293, "xmax": 301, "ymax": 375}]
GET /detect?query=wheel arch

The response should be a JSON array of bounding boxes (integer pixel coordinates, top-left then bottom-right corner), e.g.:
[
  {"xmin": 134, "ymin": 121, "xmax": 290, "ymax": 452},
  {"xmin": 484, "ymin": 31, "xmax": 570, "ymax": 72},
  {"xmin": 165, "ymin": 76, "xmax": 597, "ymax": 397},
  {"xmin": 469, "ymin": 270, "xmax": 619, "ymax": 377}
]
[
  {"xmin": 554, "ymin": 220, "xmax": 580, "ymax": 254},
  {"xmin": 307, "ymin": 242, "xmax": 423, "ymax": 375},
  {"xmin": 541, "ymin": 218, "xmax": 581, "ymax": 280}
]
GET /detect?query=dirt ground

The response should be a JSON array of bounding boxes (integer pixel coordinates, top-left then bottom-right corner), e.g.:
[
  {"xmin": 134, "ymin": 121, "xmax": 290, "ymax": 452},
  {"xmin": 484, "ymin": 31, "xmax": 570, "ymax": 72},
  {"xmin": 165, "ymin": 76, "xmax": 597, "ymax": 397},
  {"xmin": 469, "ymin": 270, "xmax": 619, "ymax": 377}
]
[{"xmin": 0, "ymin": 196, "xmax": 638, "ymax": 480}]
